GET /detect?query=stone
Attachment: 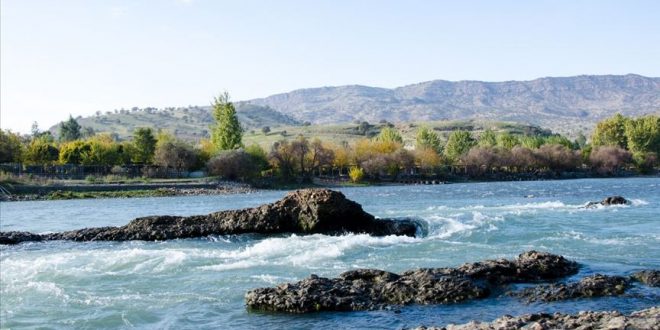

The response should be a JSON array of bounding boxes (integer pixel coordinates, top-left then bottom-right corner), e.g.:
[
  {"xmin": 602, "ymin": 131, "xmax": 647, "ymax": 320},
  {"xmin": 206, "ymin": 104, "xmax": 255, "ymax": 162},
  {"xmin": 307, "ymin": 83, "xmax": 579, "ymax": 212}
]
[
  {"xmin": 0, "ymin": 189, "xmax": 420, "ymax": 244},
  {"xmin": 245, "ymin": 251, "xmax": 579, "ymax": 313},
  {"xmin": 510, "ymin": 274, "xmax": 629, "ymax": 302},
  {"xmin": 413, "ymin": 306, "xmax": 659, "ymax": 330},
  {"xmin": 631, "ymin": 270, "xmax": 660, "ymax": 287}
]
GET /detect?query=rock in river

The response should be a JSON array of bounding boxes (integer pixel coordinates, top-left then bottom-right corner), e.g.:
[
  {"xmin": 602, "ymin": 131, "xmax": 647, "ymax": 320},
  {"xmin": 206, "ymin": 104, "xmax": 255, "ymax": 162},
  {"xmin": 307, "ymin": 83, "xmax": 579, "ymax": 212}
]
[
  {"xmin": 510, "ymin": 274, "xmax": 629, "ymax": 302},
  {"xmin": 245, "ymin": 251, "xmax": 579, "ymax": 313},
  {"xmin": 584, "ymin": 195, "xmax": 630, "ymax": 208},
  {"xmin": 414, "ymin": 306, "xmax": 660, "ymax": 330},
  {"xmin": 631, "ymin": 270, "xmax": 660, "ymax": 287},
  {"xmin": 0, "ymin": 189, "xmax": 419, "ymax": 244}
]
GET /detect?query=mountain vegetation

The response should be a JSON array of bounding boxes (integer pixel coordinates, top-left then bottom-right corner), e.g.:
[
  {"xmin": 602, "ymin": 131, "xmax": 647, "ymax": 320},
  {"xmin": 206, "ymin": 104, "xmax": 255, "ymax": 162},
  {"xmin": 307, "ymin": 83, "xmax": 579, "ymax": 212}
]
[{"xmin": 251, "ymin": 74, "xmax": 659, "ymax": 136}]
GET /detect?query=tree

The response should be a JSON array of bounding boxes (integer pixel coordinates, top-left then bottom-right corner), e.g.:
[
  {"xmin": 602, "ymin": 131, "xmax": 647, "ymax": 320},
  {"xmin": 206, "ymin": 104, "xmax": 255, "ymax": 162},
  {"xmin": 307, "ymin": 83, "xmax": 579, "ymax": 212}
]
[
  {"xmin": 416, "ymin": 126, "xmax": 441, "ymax": 152},
  {"xmin": 154, "ymin": 140, "xmax": 198, "ymax": 176},
  {"xmin": 207, "ymin": 149, "xmax": 258, "ymax": 181},
  {"xmin": 496, "ymin": 133, "xmax": 520, "ymax": 149},
  {"xmin": 58, "ymin": 115, "xmax": 82, "ymax": 142},
  {"xmin": 477, "ymin": 129, "xmax": 497, "ymax": 148},
  {"xmin": 0, "ymin": 130, "xmax": 23, "ymax": 163},
  {"xmin": 245, "ymin": 144, "xmax": 269, "ymax": 173},
  {"xmin": 444, "ymin": 130, "xmax": 475, "ymax": 162},
  {"xmin": 376, "ymin": 127, "xmax": 403, "ymax": 144},
  {"xmin": 132, "ymin": 127, "xmax": 157, "ymax": 164},
  {"xmin": 59, "ymin": 140, "xmax": 91, "ymax": 164},
  {"xmin": 269, "ymin": 140, "xmax": 296, "ymax": 178},
  {"xmin": 592, "ymin": 113, "xmax": 628, "ymax": 148},
  {"xmin": 211, "ymin": 92, "xmax": 243, "ymax": 151},
  {"xmin": 24, "ymin": 138, "xmax": 59, "ymax": 165},
  {"xmin": 624, "ymin": 115, "xmax": 660, "ymax": 155},
  {"xmin": 261, "ymin": 126, "xmax": 271, "ymax": 135}
]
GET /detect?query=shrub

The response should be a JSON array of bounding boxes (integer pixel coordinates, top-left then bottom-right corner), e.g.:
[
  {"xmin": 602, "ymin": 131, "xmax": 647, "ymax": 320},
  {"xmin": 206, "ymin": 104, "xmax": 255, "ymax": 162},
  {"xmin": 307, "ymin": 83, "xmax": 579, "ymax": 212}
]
[
  {"xmin": 207, "ymin": 149, "xmax": 258, "ymax": 181},
  {"xmin": 348, "ymin": 167, "xmax": 364, "ymax": 183},
  {"xmin": 589, "ymin": 146, "xmax": 632, "ymax": 175}
]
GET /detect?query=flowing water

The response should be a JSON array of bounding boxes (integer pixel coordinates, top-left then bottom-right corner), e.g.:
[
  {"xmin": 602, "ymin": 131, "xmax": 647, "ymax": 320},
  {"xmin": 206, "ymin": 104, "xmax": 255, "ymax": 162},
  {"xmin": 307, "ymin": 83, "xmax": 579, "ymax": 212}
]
[{"xmin": 1, "ymin": 178, "xmax": 659, "ymax": 329}]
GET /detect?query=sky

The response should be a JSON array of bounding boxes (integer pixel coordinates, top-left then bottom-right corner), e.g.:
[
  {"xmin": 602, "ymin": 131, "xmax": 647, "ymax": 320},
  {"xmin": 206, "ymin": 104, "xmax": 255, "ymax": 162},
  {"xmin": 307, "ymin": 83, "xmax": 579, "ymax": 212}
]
[{"xmin": 1, "ymin": 0, "xmax": 659, "ymax": 133}]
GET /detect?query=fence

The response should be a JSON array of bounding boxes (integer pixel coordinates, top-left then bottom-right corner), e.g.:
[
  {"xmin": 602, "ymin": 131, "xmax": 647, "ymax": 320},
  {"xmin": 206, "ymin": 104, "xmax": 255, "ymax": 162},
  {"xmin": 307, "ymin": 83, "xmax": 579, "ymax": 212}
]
[{"xmin": 0, "ymin": 163, "xmax": 186, "ymax": 179}]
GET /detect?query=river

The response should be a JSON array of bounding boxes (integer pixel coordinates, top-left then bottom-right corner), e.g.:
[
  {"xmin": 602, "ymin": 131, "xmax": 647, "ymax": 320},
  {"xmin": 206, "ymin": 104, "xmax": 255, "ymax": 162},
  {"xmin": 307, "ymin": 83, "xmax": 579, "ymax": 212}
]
[{"xmin": 1, "ymin": 178, "xmax": 658, "ymax": 329}]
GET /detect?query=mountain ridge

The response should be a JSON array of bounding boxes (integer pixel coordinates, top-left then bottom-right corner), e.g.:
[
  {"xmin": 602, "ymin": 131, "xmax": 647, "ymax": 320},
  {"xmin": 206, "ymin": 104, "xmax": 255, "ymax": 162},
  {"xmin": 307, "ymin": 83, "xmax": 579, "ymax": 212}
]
[
  {"xmin": 248, "ymin": 74, "xmax": 660, "ymax": 134},
  {"xmin": 54, "ymin": 74, "xmax": 659, "ymax": 139}
]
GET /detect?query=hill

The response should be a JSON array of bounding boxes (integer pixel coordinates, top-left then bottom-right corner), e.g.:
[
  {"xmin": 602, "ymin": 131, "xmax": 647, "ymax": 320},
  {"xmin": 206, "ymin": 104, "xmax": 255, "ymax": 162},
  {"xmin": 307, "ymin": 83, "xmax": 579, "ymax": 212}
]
[
  {"xmin": 250, "ymin": 74, "xmax": 660, "ymax": 135},
  {"xmin": 51, "ymin": 74, "xmax": 659, "ymax": 140},
  {"xmin": 52, "ymin": 103, "xmax": 300, "ymax": 141}
]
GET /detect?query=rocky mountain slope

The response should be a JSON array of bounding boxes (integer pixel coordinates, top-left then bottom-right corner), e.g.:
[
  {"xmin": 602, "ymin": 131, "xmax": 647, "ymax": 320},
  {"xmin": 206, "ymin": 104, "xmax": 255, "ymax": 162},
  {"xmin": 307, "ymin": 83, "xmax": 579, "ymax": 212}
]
[
  {"xmin": 250, "ymin": 74, "xmax": 660, "ymax": 134},
  {"xmin": 55, "ymin": 74, "xmax": 659, "ymax": 139}
]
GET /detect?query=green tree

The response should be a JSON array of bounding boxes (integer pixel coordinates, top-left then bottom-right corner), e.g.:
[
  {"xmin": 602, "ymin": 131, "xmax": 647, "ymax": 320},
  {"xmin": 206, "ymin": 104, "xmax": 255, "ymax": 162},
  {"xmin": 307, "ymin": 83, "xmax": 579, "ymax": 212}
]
[
  {"xmin": 416, "ymin": 126, "xmax": 442, "ymax": 152},
  {"xmin": 444, "ymin": 130, "xmax": 476, "ymax": 162},
  {"xmin": 58, "ymin": 115, "xmax": 82, "ymax": 142},
  {"xmin": 496, "ymin": 133, "xmax": 520, "ymax": 149},
  {"xmin": 520, "ymin": 136, "xmax": 545, "ymax": 149},
  {"xmin": 624, "ymin": 115, "xmax": 660, "ymax": 155},
  {"xmin": 59, "ymin": 140, "xmax": 91, "ymax": 164},
  {"xmin": 132, "ymin": 127, "xmax": 157, "ymax": 164},
  {"xmin": 592, "ymin": 113, "xmax": 628, "ymax": 148},
  {"xmin": 211, "ymin": 92, "xmax": 243, "ymax": 151},
  {"xmin": 0, "ymin": 130, "xmax": 24, "ymax": 163},
  {"xmin": 24, "ymin": 137, "xmax": 59, "ymax": 165},
  {"xmin": 245, "ymin": 143, "xmax": 269, "ymax": 173},
  {"xmin": 544, "ymin": 135, "xmax": 575, "ymax": 149},
  {"xmin": 376, "ymin": 127, "xmax": 403, "ymax": 144},
  {"xmin": 477, "ymin": 129, "xmax": 497, "ymax": 148}
]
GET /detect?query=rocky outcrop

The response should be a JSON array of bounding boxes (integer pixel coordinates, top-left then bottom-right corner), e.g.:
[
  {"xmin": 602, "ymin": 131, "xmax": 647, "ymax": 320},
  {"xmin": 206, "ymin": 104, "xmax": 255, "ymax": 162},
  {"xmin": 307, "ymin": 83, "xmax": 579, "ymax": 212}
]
[
  {"xmin": 584, "ymin": 195, "xmax": 630, "ymax": 208},
  {"xmin": 632, "ymin": 270, "xmax": 660, "ymax": 287},
  {"xmin": 0, "ymin": 189, "xmax": 419, "ymax": 244},
  {"xmin": 414, "ymin": 306, "xmax": 660, "ymax": 330},
  {"xmin": 511, "ymin": 274, "xmax": 629, "ymax": 302},
  {"xmin": 245, "ymin": 251, "xmax": 579, "ymax": 313}
]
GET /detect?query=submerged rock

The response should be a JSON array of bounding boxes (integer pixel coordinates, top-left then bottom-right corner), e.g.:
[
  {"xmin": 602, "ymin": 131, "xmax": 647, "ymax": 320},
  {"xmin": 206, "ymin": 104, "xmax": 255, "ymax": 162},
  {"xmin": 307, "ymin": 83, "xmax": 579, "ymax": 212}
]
[
  {"xmin": 245, "ymin": 251, "xmax": 579, "ymax": 313},
  {"xmin": 0, "ymin": 189, "xmax": 419, "ymax": 244},
  {"xmin": 584, "ymin": 195, "xmax": 630, "ymax": 208},
  {"xmin": 511, "ymin": 274, "xmax": 629, "ymax": 302},
  {"xmin": 631, "ymin": 270, "xmax": 660, "ymax": 287},
  {"xmin": 414, "ymin": 306, "xmax": 660, "ymax": 330}
]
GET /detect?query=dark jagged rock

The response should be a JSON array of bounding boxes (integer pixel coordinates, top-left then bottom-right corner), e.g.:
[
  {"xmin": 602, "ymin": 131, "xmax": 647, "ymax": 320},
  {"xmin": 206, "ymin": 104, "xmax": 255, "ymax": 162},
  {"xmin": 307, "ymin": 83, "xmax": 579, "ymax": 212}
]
[
  {"xmin": 511, "ymin": 274, "xmax": 629, "ymax": 302},
  {"xmin": 413, "ymin": 306, "xmax": 660, "ymax": 330},
  {"xmin": 632, "ymin": 270, "xmax": 660, "ymax": 287},
  {"xmin": 457, "ymin": 250, "xmax": 579, "ymax": 284},
  {"xmin": 0, "ymin": 189, "xmax": 420, "ymax": 245},
  {"xmin": 245, "ymin": 251, "xmax": 578, "ymax": 313},
  {"xmin": 584, "ymin": 195, "xmax": 630, "ymax": 208},
  {"xmin": 0, "ymin": 231, "xmax": 43, "ymax": 245}
]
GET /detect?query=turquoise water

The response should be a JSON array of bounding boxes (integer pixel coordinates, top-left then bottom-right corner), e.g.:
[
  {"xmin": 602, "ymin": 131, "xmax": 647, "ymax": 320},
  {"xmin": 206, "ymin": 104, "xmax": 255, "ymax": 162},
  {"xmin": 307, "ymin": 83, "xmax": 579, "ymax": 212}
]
[{"xmin": 1, "ymin": 178, "xmax": 658, "ymax": 329}]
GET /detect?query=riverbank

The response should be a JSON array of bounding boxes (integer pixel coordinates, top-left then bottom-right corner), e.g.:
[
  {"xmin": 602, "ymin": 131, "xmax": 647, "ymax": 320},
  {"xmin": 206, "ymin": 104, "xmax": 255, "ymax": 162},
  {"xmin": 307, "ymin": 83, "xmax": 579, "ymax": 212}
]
[
  {"xmin": 0, "ymin": 181, "xmax": 255, "ymax": 201},
  {"xmin": 2, "ymin": 171, "xmax": 657, "ymax": 201}
]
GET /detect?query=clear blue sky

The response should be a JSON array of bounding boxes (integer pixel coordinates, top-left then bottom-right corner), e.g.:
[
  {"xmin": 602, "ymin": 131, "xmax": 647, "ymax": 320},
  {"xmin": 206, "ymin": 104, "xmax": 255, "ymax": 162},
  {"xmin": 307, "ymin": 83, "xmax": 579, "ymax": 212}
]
[{"xmin": 2, "ymin": 0, "xmax": 659, "ymax": 133}]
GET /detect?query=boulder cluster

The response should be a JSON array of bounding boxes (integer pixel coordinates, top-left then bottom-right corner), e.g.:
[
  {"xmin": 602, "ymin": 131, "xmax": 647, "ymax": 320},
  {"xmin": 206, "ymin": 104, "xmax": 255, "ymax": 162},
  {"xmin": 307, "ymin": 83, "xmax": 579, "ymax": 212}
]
[
  {"xmin": 415, "ymin": 306, "xmax": 659, "ymax": 330},
  {"xmin": 245, "ymin": 251, "xmax": 580, "ymax": 313}
]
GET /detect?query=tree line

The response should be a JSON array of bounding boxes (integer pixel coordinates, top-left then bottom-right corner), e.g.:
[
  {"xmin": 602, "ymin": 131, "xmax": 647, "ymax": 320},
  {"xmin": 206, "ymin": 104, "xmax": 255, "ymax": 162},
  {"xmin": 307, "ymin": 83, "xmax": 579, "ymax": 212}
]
[{"xmin": 1, "ymin": 95, "xmax": 658, "ymax": 182}]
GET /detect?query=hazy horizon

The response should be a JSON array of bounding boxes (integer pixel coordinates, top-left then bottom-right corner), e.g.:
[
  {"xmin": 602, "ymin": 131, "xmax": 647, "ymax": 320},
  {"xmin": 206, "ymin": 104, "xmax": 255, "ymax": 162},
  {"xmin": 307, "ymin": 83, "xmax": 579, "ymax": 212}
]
[{"xmin": 2, "ymin": 0, "xmax": 659, "ymax": 133}]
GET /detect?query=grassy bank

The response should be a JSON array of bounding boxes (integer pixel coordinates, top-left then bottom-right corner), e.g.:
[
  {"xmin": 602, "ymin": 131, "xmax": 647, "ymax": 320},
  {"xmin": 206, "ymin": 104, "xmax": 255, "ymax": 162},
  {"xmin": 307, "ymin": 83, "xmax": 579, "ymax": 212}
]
[{"xmin": 45, "ymin": 189, "xmax": 177, "ymax": 200}]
